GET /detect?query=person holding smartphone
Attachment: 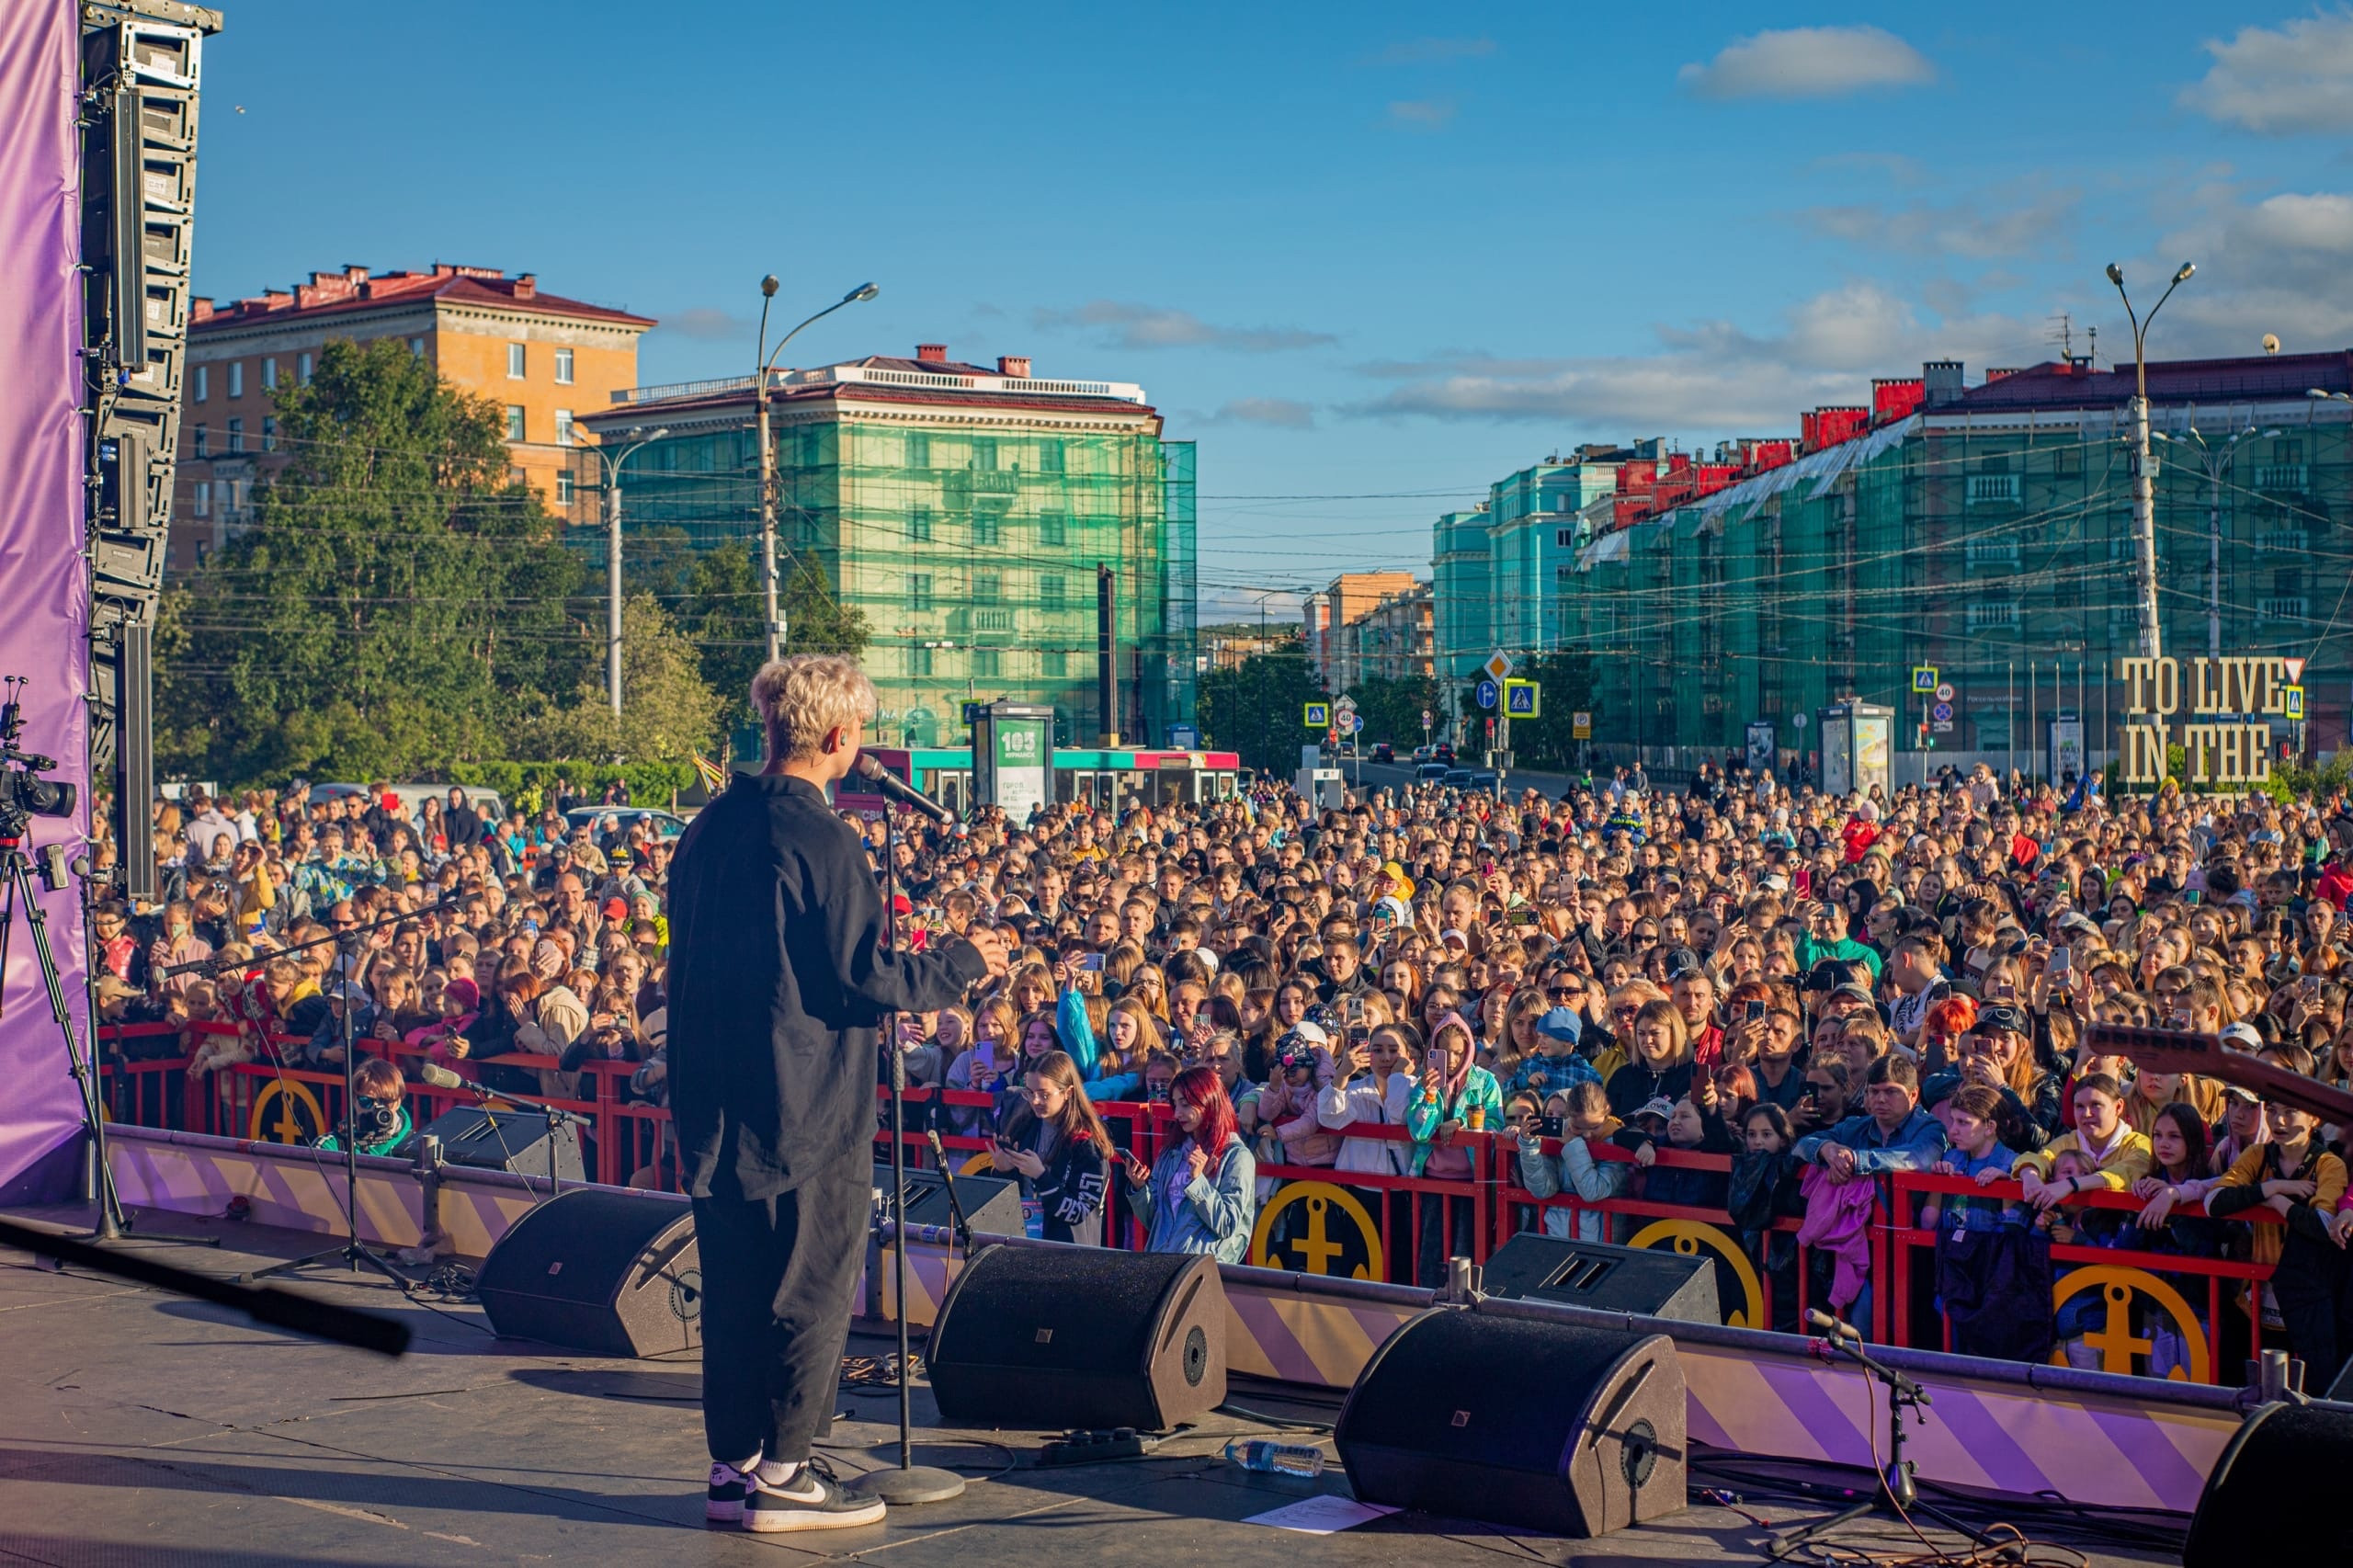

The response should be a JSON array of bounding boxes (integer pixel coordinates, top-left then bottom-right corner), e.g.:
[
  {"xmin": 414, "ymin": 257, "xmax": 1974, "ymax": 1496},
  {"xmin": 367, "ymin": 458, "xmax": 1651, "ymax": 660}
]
[
  {"xmin": 1117, "ymin": 1064, "xmax": 1256, "ymax": 1261},
  {"xmin": 993, "ymin": 1051, "xmax": 1113, "ymax": 1244}
]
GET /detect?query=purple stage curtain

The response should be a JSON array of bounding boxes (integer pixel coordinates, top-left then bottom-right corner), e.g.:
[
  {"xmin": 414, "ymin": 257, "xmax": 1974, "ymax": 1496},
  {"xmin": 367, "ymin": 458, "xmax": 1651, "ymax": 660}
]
[{"xmin": 0, "ymin": 0, "xmax": 94, "ymax": 1198}]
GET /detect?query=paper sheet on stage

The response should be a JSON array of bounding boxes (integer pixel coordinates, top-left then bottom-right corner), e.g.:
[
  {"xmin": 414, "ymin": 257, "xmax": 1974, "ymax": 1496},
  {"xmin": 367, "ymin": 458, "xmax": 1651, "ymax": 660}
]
[{"xmin": 1241, "ymin": 1494, "xmax": 1399, "ymax": 1534}]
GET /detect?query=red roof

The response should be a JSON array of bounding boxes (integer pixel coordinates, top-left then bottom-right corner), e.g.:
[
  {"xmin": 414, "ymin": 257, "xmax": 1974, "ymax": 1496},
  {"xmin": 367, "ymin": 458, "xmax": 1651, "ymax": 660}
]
[
  {"xmin": 1955, "ymin": 351, "xmax": 2353, "ymax": 411},
  {"xmin": 191, "ymin": 264, "xmax": 654, "ymax": 332}
]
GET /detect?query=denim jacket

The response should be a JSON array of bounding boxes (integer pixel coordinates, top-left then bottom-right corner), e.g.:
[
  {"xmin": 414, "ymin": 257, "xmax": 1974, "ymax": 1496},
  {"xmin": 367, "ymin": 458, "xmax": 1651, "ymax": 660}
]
[{"xmin": 1125, "ymin": 1138, "xmax": 1257, "ymax": 1263}]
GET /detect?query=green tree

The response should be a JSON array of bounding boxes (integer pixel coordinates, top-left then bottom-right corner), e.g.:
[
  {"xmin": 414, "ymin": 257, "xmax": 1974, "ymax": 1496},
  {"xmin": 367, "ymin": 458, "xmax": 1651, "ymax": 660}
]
[
  {"xmin": 1198, "ymin": 636, "xmax": 1326, "ymax": 774},
  {"xmin": 1505, "ymin": 652, "xmax": 1599, "ymax": 770},
  {"xmin": 527, "ymin": 593, "xmax": 727, "ymax": 764},
  {"xmin": 1349, "ymin": 672, "xmax": 1440, "ymax": 753},
  {"xmin": 675, "ymin": 544, "xmax": 870, "ymax": 733},
  {"xmin": 157, "ymin": 337, "xmax": 590, "ymax": 783}
]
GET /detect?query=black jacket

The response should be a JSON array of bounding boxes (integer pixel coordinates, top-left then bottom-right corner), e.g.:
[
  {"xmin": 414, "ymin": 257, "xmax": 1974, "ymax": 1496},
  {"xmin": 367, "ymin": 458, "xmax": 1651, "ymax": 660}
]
[{"xmin": 668, "ymin": 773, "xmax": 988, "ymax": 1201}]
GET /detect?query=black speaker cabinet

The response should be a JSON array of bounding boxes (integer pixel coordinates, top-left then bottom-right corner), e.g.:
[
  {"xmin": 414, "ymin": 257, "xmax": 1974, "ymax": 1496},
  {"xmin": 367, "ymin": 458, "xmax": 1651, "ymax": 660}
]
[
  {"xmin": 873, "ymin": 1163, "xmax": 1026, "ymax": 1239},
  {"xmin": 1336, "ymin": 1306, "xmax": 1687, "ymax": 1539},
  {"xmin": 926, "ymin": 1244, "xmax": 1226, "ymax": 1431},
  {"xmin": 420, "ymin": 1103, "xmax": 584, "ymax": 1184},
  {"xmin": 2185, "ymin": 1400, "xmax": 2353, "ymax": 1563},
  {"xmin": 1481, "ymin": 1233, "xmax": 1721, "ymax": 1323},
  {"xmin": 476, "ymin": 1188, "xmax": 701, "ymax": 1357}
]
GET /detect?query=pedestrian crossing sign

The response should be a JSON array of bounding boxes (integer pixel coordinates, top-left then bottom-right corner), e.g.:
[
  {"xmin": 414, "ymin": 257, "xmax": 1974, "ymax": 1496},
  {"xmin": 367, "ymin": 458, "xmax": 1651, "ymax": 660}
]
[
  {"xmin": 1505, "ymin": 678, "xmax": 1540, "ymax": 718},
  {"xmin": 1303, "ymin": 702, "xmax": 1331, "ymax": 728}
]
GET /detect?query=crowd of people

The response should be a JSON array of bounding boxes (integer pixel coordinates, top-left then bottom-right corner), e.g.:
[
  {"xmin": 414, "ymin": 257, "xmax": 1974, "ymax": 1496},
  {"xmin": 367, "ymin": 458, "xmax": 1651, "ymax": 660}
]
[{"xmin": 90, "ymin": 742, "xmax": 2353, "ymax": 1389}]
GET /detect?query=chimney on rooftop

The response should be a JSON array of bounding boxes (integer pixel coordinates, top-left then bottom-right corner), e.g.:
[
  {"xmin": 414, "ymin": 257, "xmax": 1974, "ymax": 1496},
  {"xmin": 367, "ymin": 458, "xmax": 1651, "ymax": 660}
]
[
  {"xmin": 996, "ymin": 355, "xmax": 1030, "ymax": 378},
  {"xmin": 915, "ymin": 343, "xmax": 948, "ymax": 364},
  {"xmin": 1923, "ymin": 359, "xmax": 1965, "ymax": 407},
  {"xmin": 514, "ymin": 273, "xmax": 536, "ymax": 300}
]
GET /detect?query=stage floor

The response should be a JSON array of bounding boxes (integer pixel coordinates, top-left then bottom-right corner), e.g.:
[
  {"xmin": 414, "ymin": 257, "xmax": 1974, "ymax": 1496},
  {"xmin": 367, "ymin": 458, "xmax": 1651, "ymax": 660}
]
[{"xmin": 0, "ymin": 1202, "xmax": 2183, "ymax": 1568}]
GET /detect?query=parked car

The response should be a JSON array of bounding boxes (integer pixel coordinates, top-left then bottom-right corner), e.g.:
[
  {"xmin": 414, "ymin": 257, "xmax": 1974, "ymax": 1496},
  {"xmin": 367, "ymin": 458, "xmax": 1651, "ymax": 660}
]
[
  {"xmin": 1411, "ymin": 744, "xmax": 1434, "ymax": 764},
  {"xmin": 1433, "ymin": 743, "xmax": 1457, "ymax": 766},
  {"xmin": 1415, "ymin": 762, "xmax": 1450, "ymax": 783},
  {"xmin": 1443, "ymin": 768, "xmax": 1475, "ymax": 790},
  {"xmin": 1370, "ymin": 741, "xmax": 1395, "ymax": 764},
  {"xmin": 563, "ymin": 806, "xmax": 690, "ymax": 841},
  {"xmin": 1467, "ymin": 770, "xmax": 1501, "ymax": 794}
]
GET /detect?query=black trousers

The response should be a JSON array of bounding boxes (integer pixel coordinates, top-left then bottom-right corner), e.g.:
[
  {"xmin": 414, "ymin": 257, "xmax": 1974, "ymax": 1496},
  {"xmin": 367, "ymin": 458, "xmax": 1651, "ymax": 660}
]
[{"xmin": 690, "ymin": 1145, "xmax": 870, "ymax": 1465}]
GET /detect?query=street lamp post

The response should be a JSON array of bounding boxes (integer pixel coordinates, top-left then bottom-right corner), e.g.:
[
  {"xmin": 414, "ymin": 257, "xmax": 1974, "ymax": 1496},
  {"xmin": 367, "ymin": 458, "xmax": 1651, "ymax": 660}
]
[
  {"xmin": 755, "ymin": 278, "xmax": 880, "ymax": 665},
  {"xmin": 2105, "ymin": 260, "xmax": 2197, "ymax": 662},
  {"xmin": 577, "ymin": 425, "xmax": 670, "ymax": 715}
]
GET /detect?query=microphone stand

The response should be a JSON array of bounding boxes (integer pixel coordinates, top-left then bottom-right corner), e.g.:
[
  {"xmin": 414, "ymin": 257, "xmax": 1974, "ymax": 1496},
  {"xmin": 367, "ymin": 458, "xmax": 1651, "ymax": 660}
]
[
  {"xmin": 1765, "ymin": 1315, "xmax": 1987, "ymax": 1560},
  {"xmin": 851, "ymin": 799, "xmax": 967, "ymax": 1507},
  {"xmin": 425, "ymin": 1072, "xmax": 579, "ymax": 1203},
  {"xmin": 176, "ymin": 891, "xmax": 463, "ymax": 1289}
]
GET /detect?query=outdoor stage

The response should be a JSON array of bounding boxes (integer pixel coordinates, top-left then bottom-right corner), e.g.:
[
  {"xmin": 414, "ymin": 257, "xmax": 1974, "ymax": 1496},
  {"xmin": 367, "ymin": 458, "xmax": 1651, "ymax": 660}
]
[{"xmin": 0, "ymin": 1205, "xmax": 2187, "ymax": 1568}]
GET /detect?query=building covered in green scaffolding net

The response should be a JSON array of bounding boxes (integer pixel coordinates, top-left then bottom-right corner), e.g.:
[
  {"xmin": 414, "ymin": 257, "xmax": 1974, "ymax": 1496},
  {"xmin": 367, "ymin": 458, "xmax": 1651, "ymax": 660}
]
[{"xmin": 582, "ymin": 344, "xmax": 1196, "ymax": 751}]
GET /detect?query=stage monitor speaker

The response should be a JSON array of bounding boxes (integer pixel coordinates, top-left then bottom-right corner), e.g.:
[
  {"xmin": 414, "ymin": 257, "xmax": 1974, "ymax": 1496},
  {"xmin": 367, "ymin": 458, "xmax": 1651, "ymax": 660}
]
[
  {"xmin": 926, "ymin": 1245, "xmax": 1226, "ymax": 1432},
  {"xmin": 476, "ymin": 1187, "xmax": 701, "ymax": 1357},
  {"xmin": 418, "ymin": 1104, "xmax": 584, "ymax": 1184},
  {"xmin": 2185, "ymin": 1399, "xmax": 2353, "ymax": 1562},
  {"xmin": 872, "ymin": 1163, "xmax": 1025, "ymax": 1240},
  {"xmin": 1481, "ymin": 1233, "xmax": 1721, "ymax": 1324},
  {"xmin": 1336, "ymin": 1306, "xmax": 1686, "ymax": 1539}
]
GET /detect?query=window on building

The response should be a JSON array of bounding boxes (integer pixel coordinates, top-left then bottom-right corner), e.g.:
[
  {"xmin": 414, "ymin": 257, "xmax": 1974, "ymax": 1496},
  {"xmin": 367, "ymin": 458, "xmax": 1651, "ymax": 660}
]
[
  {"xmin": 1040, "ymin": 574, "xmax": 1065, "ymax": 607},
  {"xmin": 2052, "ymin": 445, "xmax": 2081, "ymax": 476},
  {"xmin": 408, "ymin": 337, "xmax": 426, "ymax": 357},
  {"xmin": 909, "ymin": 508, "xmax": 932, "ymax": 543},
  {"xmin": 555, "ymin": 409, "xmax": 574, "ymax": 446},
  {"xmin": 1040, "ymin": 511, "xmax": 1068, "ymax": 547},
  {"xmin": 911, "ymin": 644, "xmax": 933, "ymax": 676},
  {"xmin": 909, "ymin": 573, "xmax": 933, "ymax": 610},
  {"xmin": 228, "ymin": 360, "xmax": 244, "ymax": 398},
  {"xmin": 509, "ymin": 466, "xmax": 526, "ymax": 486},
  {"xmin": 298, "ymin": 351, "xmax": 313, "ymax": 383},
  {"xmin": 972, "ymin": 571, "xmax": 1001, "ymax": 603},
  {"xmin": 506, "ymin": 405, "xmax": 526, "ymax": 441},
  {"xmin": 1966, "ymin": 599, "xmax": 2018, "ymax": 631},
  {"xmin": 193, "ymin": 540, "xmax": 210, "ymax": 568},
  {"xmin": 972, "ymin": 436, "xmax": 997, "ymax": 472},
  {"xmin": 261, "ymin": 415, "xmax": 276, "ymax": 452},
  {"xmin": 193, "ymin": 364, "xmax": 208, "ymax": 402},
  {"xmin": 262, "ymin": 357, "xmax": 278, "ymax": 390},
  {"xmin": 192, "ymin": 424, "xmax": 207, "ymax": 457},
  {"xmin": 906, "ymin": 431, "xmax": 930, "ymax": 469},
  {"xmin": 797, "ymin": 427, "xmax": 820, "ymax": 467},
  {"xmin": 1042, "ymin": 650, "xmax": 1067, "ymax": 678},
  {"xmin": 554, "ymin": 347, "xmax": 574, "ymax": 384},
  {"xmin": 507, "ymin": 343, "xmax": 526, "ymax": 379},
  {"xmin": 1038, "ymin": 440, "xmax": 1064, "ymax": 474},
  {"xmin": 226, "ymin": 416, "xmax": 244, "ymax": 454},
  {"xmin": 972, "ymin": 512, "xmax": 1001, "ymax": 547},
  {"xmin": 193, "ymin": 480, "xmax": 210, "ymax": 517},
  {"xmin": 557, "ymin": 472, "xmax": 574, "ymax": 506},
  {"xmin": 973, "ymin": 648, "xmax": 1001, "ymax": 677}
]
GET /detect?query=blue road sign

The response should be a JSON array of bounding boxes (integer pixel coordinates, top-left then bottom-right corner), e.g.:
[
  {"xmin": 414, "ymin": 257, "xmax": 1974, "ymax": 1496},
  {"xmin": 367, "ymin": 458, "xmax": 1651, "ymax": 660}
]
[{"xmin": 1475, "ymin": 678, "xmax": 1498, "ymax": 710}]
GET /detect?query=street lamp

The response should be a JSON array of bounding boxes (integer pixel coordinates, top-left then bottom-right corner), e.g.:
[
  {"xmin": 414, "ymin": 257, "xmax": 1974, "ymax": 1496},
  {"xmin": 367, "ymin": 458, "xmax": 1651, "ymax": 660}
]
[
  {"xmin": 755, "ymin": 278, "xmax": 881, "ymax": 664},
  {"xmin": 2153, "ymin": 424, "xmax": 2277, "ymax": 657},
  {"xmin": 2106, "ymin": 260, "xmax": 2196, "ymax": 661},
  {"xmin": 576, "ymin": 425, "xmax": 670, "ymax": 715}
]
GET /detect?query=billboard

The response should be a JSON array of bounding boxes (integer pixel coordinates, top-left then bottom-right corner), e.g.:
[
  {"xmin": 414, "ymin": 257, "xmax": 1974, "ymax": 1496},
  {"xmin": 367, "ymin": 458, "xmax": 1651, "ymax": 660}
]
[
  {"xmin": 972, "ymin": 702, "xmax": 1054, "ymax": 824},
  {"xmin": 0, "ymin": 0, "xmax": 95, "ymax": 1199}
]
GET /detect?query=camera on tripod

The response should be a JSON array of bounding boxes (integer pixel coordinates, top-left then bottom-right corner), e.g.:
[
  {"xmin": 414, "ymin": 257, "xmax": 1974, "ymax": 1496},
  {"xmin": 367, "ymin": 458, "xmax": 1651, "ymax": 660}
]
[{"xmin": 0, "ymin": 677, "xmax": 78, "ymax": 842}]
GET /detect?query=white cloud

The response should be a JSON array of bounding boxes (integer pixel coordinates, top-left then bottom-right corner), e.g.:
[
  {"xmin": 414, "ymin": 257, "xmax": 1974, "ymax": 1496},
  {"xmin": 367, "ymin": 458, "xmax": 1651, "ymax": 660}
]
[
  {"xmin": 1346, "ymin": 282, "xmax": 2040, "ymax": 428},
  {"xmin": 1208, "ymin": 397, "xmax": 1317, "ymax": 428},
  {"xmin": 1386, "ymin": 97, "xmax": 1457, "ymax": 131},
  {"xmin": 1679, "ymin": 26, "xmax": 1933, "ymax": 101},
  {"xmin": 657, "ymin": 307, "xmax": 748, "ymax": 341},
  {"xmin": 1030, "ymin": 300, "xmax": 1336, "ymax": 353},
  {"xmin": 1803, "ymin": 186, "xmax": 2082, "ymax": 259},
  {"xmin": 2182, "ymin": 13, "xmax": 2353, "ymax": 134},
  {"xmin": 1368, "ymin": 37, "xmax": 1494, "ymax": 66},
  {"xmin": 2144, "ymin": 187, "xmax": 2353, "ymax": 353}
]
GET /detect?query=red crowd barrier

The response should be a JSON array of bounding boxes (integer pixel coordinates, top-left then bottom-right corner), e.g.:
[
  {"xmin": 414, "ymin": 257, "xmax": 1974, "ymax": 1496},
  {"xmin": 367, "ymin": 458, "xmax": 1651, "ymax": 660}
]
[{"xmin": 93, "ymin": 1030, "xmax": 2284, "ymax": 1383}]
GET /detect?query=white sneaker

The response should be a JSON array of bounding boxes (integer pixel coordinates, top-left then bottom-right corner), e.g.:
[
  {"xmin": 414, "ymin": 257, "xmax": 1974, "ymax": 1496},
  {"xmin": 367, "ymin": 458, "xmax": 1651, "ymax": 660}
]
[{"xmin": 743, "ymin": 1458, "xmax": 887, "ymax": 1533}]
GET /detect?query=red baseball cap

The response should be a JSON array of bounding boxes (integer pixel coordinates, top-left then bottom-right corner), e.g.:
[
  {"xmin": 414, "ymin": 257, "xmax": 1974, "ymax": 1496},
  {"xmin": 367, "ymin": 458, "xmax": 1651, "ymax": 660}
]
[{"xmin": 602, "ymin": 897, "xmax": 628, "ymax": 919}]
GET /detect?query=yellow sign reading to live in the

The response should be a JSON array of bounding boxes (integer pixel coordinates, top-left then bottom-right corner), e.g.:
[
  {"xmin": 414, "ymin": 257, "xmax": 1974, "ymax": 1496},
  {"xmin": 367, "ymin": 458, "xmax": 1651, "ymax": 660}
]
[
  {"xmin": 1248, "ymin": 1180, "xmax": 1385, "ymax": 1279},
  {"xmin": 2116, "ymin": 655, "xmax": 2299, "ymax": 786}
]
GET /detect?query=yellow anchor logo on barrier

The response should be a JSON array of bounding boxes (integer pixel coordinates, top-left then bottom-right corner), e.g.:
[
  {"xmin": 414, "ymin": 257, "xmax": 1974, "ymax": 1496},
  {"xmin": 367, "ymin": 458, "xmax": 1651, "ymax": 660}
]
[
  {"xmin": 248, "ymin": 1080, "xmax": 324, "ymax": 1145},
  {"xmin": 2047, "ymin": 1265, "xmax": 2210, "ymax": 1383},
  {"xmin": 1625, "ymin": 1218, "xmax": 1761, "ymax": 1327},
  {"xmin": 1249, "ymin": 1180, "xmax": 1385, "ymax": 1279}
]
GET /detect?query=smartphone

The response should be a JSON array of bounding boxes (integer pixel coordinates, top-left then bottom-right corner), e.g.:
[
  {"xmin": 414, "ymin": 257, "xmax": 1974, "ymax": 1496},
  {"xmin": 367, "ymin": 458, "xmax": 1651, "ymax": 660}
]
[
  {"xmin": 1076, "ymin": 951, "xmax": 1105, "ymax": 972},
  {"xmin": 2048, "ymin": 948, "xmax": 2072, "ymax": 975},
  {"xmin": 1994, "ymin": 982, "xmax": 2018, "ymax": 1001},
  {"xmin": 1509, "ymin": 909, "xmax": 1536, "ymax": 926},
  {"xmin": 1744, "ymin": 1000, "xmax": 1768, "ymax": 1022},
  {"xmin": 1538, "ymin": 1115, "xmax": 1563, "ymax": 1138},
  {"xmin": 1347, "ymin": 1025, "xmax": 1371, "ymax": 1047}
]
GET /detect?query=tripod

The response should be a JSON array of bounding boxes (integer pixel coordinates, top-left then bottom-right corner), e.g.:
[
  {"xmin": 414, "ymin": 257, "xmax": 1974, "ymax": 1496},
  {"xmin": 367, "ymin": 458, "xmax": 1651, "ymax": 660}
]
[
  {"xmin": 1766, "ymin": 1320, "xmax": 1987, "ymax": 1562},
  {"xmin": 0, "ymin": 836, "xmax": 215, "ymax": 1250}
]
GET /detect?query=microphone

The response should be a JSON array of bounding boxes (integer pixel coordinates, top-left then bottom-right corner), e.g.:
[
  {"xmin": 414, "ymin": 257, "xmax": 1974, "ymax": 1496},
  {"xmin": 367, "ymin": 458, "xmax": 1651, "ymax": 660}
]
[
  {"xmin": 853, "ymin": 754, "xmax": 954, "ymax": 825},
  {"xmin": 415, "ymin": 1062, "xmax": 469, "ymax": 1091},
  {"xmin": 1806, "ymin": 1308, "xmax": 1860, "ymax": 1342}
]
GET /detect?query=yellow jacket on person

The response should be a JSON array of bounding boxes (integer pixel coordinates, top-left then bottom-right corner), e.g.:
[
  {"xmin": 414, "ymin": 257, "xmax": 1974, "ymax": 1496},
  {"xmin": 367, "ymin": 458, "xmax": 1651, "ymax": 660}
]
[{"xmin": 2010, "ymin": 1126, "xmax": 2152, "ymax": 1192}]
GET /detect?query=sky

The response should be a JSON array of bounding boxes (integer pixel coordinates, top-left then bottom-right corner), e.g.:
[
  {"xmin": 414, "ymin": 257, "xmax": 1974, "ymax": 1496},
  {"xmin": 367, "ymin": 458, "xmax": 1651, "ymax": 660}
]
[{"xmin": 188, "ymin": 4, "xmax": 2353, "ymax": 621}]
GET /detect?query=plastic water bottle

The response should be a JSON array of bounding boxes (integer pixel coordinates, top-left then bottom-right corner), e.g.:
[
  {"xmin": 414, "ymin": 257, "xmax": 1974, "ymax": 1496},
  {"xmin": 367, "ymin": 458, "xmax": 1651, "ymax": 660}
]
[{"xmin": 1223, "ymin": 1438, "xmax": 1326, "ymax": 1478}]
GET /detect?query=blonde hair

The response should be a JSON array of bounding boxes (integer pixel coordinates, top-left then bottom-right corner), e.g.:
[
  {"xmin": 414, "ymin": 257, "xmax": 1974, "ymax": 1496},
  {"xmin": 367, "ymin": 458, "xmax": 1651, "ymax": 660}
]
[{"xmin": 752, "ymin": 653, "xmax": 877, "ymax": 763}]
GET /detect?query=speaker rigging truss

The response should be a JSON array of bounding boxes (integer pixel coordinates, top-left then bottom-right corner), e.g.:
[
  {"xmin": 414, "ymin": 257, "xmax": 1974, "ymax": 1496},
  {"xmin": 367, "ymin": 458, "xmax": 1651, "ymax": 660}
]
[{"xmin": 79, "ymin": 0, "xmax": 220, "ymax": 895}]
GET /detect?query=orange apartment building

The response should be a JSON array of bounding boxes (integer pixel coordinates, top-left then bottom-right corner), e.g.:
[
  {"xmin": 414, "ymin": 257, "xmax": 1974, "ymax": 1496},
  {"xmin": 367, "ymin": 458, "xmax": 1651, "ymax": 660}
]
[{"xmin": 171, "ymin": 263, "xmax": 654, "ymax": 571}]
